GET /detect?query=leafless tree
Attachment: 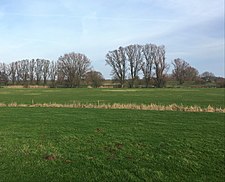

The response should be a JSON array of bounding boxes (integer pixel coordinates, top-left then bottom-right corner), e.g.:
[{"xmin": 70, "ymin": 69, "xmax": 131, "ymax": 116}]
[
  {"xmin": 15, "ymin": 61, "xmax": 22, "ymax": 83},
  {"xmin": 185, "ymin": 66, "xmax": 199, "ymax": 81},
  {"xmin": 0, "ymin": 62, "xmax": 9, "ymax": 85},
  {"xmin": 29, "ymin": 59, "xmax": 36, "ymax": 85},
  {"xmin": 42, "ymin": 59, "xmax": 50, "ymax": 85},
  {"xmin": 76, "ymin": 53, "xmax": 91, "ymax": 86},
  {"xmin": 105, "ymin": 47, "xmax": 127, "ymax": 87},
  {"xmin": 172, "ymin": 58, "xmax": 190, "ymax": 84},
  {"xmin": 57, "ymin": 56, "xmax": 76, "ymax": 87},
  {"xmin": 15, "ymin": 60, "xmax": 30, "ymax": 85},
  {"xmin": 154, "ymin": 45, "xmax": 169, "ymax": 87},
  {"xmin": 85, "ymin": 70, "xmax": 104, "ymax": 88},
  {"xmin": 125, "ymin": 44, "xmax": 142, "ymax": 87},
  {"xmin": 8, "ymin": 62, "xmax": 17, "ymax": 85},
  {"xmin": 58, "ymin": 52, "xmax": 91, "ymax": 87},
  {"xmin": 141, "ymin": 44, "xmax": 156, "ymax": 87},
  {"xmin": 34, "ymin": 59, "xmax": 44, "ymax": 85},
  {"xmin": 49, "ymin": 61, "xmax": 58, "ymax": 87},
  {"xmin": 172, "ymin": 58, "xmax": 199, "ymax": 84},
  {"xmin": 0, "ymin": 62, "xmax": 9, "ymax": 76},
  {"xmin": 201, "ymin": 71, "xmax": 215, "ymax": 82}
]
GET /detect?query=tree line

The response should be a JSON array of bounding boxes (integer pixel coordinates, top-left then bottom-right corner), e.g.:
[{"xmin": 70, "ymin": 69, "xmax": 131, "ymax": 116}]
[
  {"xmin": 105, "ymin": 43, "xmax": 223, "ymax": 88},
  {"xmin": 0, "ymin": 43, "xmax": 224, "ymax": 88},
  {"xmin": 106, "ymin": 44, "xmax": 169, "ymax": 88},
  {"xmin": 0, "ymin": 53, "xmax": 103, "ymax": 88}
]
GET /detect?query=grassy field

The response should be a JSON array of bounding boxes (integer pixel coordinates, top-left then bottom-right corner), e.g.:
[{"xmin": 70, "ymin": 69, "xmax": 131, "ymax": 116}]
[
  {"xmin": 0, "ymin": 88, "xmax": 224, "ymax": 181},
  {"xmin": 0, "ymin": 108, "xmax": 224, "ymax": 181},
  {"xmin": 0, "ymin": 87, "xmax": 224, "ymax": 108}
]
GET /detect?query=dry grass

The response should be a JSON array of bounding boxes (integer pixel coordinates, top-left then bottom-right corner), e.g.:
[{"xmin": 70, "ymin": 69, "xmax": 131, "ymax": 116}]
[
  {"xmin": 4, "ymin": 85, "xmax": 24, "ymax": 88},
  {"xmin": 102, "ymin": 89, "xmax": 138, "ymax": 92},
  {"xmin": 0, "ymin": 102, "xmax": 224, "ymax": 113},
  {"xmin": 4, "ymin": 85, "xmax": 49, "ymax": 88},
  {"xmin": 28, "ymin": 85, "xmax": 49, "ymax": 88}
]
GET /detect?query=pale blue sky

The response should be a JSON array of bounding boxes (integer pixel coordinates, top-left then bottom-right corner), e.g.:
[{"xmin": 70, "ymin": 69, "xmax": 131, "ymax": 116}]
[{"xmin": 0, "ymin": 0, "xmax": 224, "ymax": 78}]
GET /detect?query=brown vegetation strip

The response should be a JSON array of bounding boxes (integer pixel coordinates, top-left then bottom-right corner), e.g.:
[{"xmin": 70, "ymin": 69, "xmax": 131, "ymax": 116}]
[{"xmin": 0, "ymin": 102, "xmax": 224, "ymax": 113}]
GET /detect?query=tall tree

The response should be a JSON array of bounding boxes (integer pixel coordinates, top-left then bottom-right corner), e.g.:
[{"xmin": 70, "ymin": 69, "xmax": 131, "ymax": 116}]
[
  {"xmin": 8, "ymin": 62, "xmax": 17, "ymax": 85},
  {"xmin": 58, "ymin": 52, "xmax": 91, "ymax": 87},
  {"xmin": 154, "ymin": 45, "xmax": 168, "ymax": 88},
  {"xmin": 141, "ymin": 44, "xmax": 156, "ymax": 87},
  {"xmin": 185, "ymin": 66, "xmax": 199, "ymax": 81},
  {"xmin": 85, "ymin": 70, "xmax": 104, "ymax": 88},
  {"xmin": 172, "ymin": 58, "xmax": 190, "ymax": 84},
  {"xmin": 201, "ymin": 71, "xmax": 215, "ymax": 82},
  {"xmin": 172, "ymin": 58, "xmax": 199, "ymax": 84},
  {"xmin": 0, "ymin": 62, "xmax": 9, "ymax": 76},
  {"xmin": 75, "ymin": 53, "xmax": 91, "ymax": 86},
  {"xmin": 0, "ymin": 63, "xmax": 9, "ymax": 85},
  {"xmin": 29, "ymin": 59, "xmax": 36, "ymax": 85},
  {"xmin": 35, "ymin": 59, "xmax": 44, "ymax": 85},
  {"xmin": 42, "ymin": 59, "xmax": 50, "ymax": 85},
  {"xmin": 105, "ymin": 47, "xmax": 127, "ymax": 88},
  {"xmin": 49, "ymin": 61, "xmax": 58, "ymax": 87},
  {"xmin": 125, "ymin": 44, "xmax": 142, "ymax": 87},
  {"xmin": 17, "ymin": 60, "xmax": 30, "ymax": 85}
]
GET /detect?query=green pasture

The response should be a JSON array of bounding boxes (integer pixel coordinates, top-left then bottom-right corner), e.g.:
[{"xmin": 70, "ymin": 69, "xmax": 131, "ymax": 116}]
[
  {"xmin": 0, "ymin": 88, "xmax": 224, "ymax": 108},
  {"xmin": 0, "ymin": 108, "xmax": 224, "ymax": 181},
  {"xmin": 0, "ymin": 88, "xmax": 224, "ymax": 181}
]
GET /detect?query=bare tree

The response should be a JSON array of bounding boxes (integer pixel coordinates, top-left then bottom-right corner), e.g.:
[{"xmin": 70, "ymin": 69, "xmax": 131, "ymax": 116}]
[
  {"xmin": 0, "ymin": 62, "xmax": 9, "ymax": 76},
  {"xmin": 35, "ymin": 59, "xmax": 44, "ymax": 85},
  {"xmin": 15, "ymin": 61, "xmax": 22, "ymax": 84},
  {"xmin": 85, "ymin": 70, "xmax": 104, "ymax": 88},
  {"xmin": 58, "ymin": 52, "xmax": 91, "ymax": 87},
  {"xmin": 141, "ymin": 44, "xmax": 156, "ymax": 87},
  {"xmin": 172, "ymin": 58, "xmax": 199, "ymax": 84},
  {"xmin": 29, "ymin": 59, "xmax": 36, "ymax": 85},
  {"xmin": 42, "ymin": 59, "xmax": 50, "ymax": 85},
  {"xmin": 76, "ymin": 53, "xmax": 91, "ymax": 86},
  {"xmin": 154, "ymin": 45, "xmax": 168, "ymax": 88},
  {"xmin": 0, "ymin": 63, "xmax": 9, "ymax": 85},
  {"xmin": 172, "ymin": 58, "xmax": 190, "ymax": 84},
  {"xmin": 57, "ymin": 55, "xmax": 77, "ymax": 87},
  {"xmin": 125, "ymin": 44, "xmax": 142, "ymax": 87},
  {"xmin": 49, "ymin": 61, "xmax": 58, "ymax": 87},
  {"xmin": 105, "ymin": 47, "xmax": 127, "ymax": 87},
  {"xmin": 56, "ymin": 62, "xmax": 65, "ymax": 85},
  {"xmin": 201, "ymin": 71, "xmax": 215, "ymax": 82},
  {"xmin": 0, "ymin": 62, "xmax": 7, "ymax": 72},
  {"xmin": 8, "ymin": 62, "xmax": 17, "ymax": 85},
  {"xmin": 16, "ymin": 60, "xmax": 30, "ymax": 85},
  {"xmin": 185, "ymin": 66, "xmax": 199, "ymax": 81}
]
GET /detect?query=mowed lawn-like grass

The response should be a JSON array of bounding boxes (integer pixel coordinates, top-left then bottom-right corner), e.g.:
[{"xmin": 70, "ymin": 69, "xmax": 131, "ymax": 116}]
[
  {"xmin": 0, "ymin": 108, "xmax": 224, "ymax": 181},
  {"xmin": 0, "ymin": 88, "xmax": 224, "ymax": 108}
]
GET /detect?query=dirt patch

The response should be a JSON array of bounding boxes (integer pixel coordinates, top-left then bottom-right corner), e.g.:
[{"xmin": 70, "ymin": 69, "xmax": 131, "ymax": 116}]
[
  {"xmin": 115, "ymin": 143, "xmax": 123, "ymax": 150},
  {"xmin": 44, "ymin": 154, "xmax": 56, "ymax": 161},
  {"xmin": 96, "ymin": 128, "xmax": 103, "ymax": 133}
]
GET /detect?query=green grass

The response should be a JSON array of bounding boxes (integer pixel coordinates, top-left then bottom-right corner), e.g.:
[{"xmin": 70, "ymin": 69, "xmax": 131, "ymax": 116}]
[
  {"xmin": 0, "ymin": 108, "xmax": 224, "ymax": 181},
  {"xmin": 0, "ymin": 88, "xmax": 224, "ymax": 181},
  {"xmin": 0, "ymin": 88, "xmax": 224, "ymax": 108}
]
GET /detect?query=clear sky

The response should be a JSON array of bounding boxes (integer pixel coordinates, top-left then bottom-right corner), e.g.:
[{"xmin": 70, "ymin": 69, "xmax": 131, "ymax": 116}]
[{"xmin": 0, "ymin": 0, "xmax": 224, "ymax": 78}]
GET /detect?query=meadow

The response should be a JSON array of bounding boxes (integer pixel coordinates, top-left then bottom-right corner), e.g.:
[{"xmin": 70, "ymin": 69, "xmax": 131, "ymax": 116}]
[
  {"xmin": 0, "ymin": 87, "xmax": 224, "ymax": 108},
  {"xmin": 0, "ymin": 88, "xmax": 224, "ymax": 181}
]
